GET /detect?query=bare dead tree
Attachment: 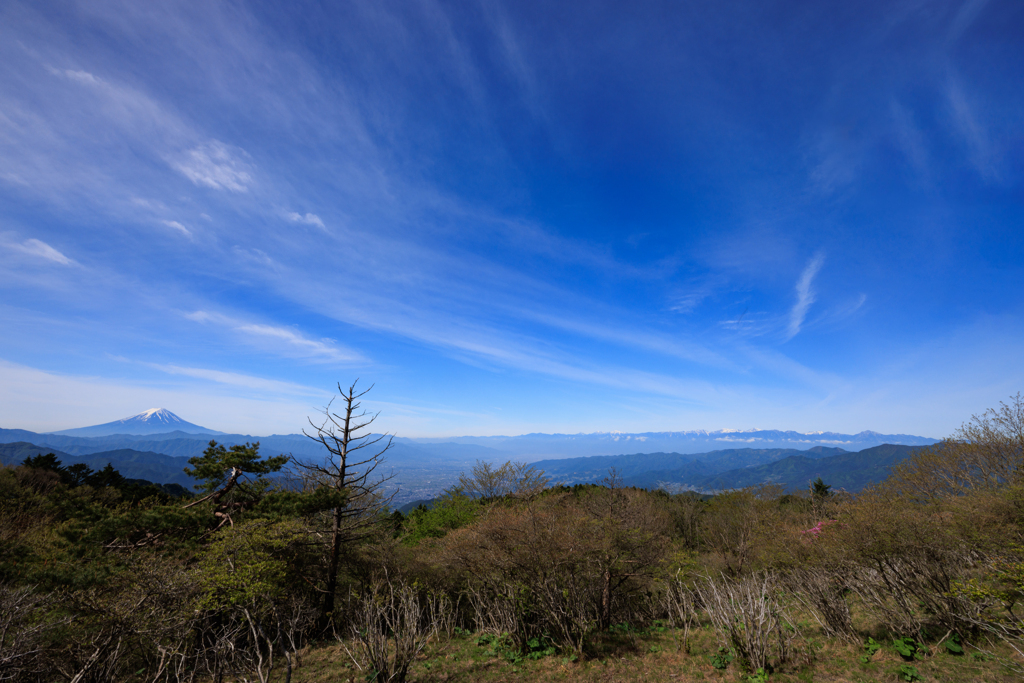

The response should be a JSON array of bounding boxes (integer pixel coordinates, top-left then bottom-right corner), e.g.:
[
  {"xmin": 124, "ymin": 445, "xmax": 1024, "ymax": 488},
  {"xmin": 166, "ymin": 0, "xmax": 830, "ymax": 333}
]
[{"xmin": 298, "ymin": 380, "xmax": 396, "ymax": 628}]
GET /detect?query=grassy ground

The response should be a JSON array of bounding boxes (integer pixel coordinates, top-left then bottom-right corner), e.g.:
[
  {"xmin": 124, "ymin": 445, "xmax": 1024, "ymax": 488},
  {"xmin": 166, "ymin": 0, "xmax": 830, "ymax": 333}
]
[{"xmin": 280, "ymin": 622, "xmax": 1022, "ymax": 683}]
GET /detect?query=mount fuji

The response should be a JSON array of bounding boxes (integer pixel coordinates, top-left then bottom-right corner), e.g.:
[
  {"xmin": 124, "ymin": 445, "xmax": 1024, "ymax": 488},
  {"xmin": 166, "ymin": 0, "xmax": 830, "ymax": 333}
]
[{"xmin": 50, "ymin": 409, "xmax": 223, "ymax": 437}]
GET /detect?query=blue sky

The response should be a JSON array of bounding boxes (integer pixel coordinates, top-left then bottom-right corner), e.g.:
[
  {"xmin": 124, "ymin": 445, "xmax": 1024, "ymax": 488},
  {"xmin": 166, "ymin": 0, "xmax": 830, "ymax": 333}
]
[{"xmin": 1, "ymin": 0, "xmax": 1022, "ymax": 437}]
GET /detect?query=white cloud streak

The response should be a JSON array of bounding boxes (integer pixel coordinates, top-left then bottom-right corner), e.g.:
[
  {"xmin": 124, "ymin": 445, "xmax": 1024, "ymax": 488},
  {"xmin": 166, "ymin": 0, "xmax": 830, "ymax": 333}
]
[
  {"xmin": 0, "ymin": 358, "xmax": 323, "ymax": 434},
  {"xmin": 285, "ymin": 212, "xmax": 326, "ymax": 229},
  {"xmin": 787, "ymin": 252, "xmax": 825, "ymax": 340},
  {"xmin": 145, "ymin": 362, "xmax": 328, "ymax": 397},
  {"xmin": 948, "ymin": 0, "xmax": 990, "ymax": 42},
  {"xmin": 59, "ymin": 69, "xmax": 102, "ymax": 85},
  {"xmin": 184, "ymin": 311, "xmax": 365, "ymax": 364},
  {"xmin": 891, "ymin": 101, "xmax": 929, "ymax": 183},
  {"xmin": 161, "ymin": 220, "xmax": 192, "ymax": 237},
  {"xmin": 947, "ymin": 78, "xmax": 998, "ymax": 181},
  {"xmin": 7, "ymin": 238, "xmax": 74, "ymax": 265}
]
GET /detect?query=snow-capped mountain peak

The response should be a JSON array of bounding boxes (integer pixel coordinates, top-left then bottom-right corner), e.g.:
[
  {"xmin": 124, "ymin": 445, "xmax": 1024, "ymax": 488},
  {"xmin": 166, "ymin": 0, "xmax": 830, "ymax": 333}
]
[{"xmin": 50, "ymin": 409, "xmax": 222, "ymax": 437}]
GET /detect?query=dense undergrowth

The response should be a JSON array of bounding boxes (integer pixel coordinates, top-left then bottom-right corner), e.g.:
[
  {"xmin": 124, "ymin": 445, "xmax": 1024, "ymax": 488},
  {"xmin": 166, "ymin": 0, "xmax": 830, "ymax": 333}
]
[{"xmin": 2, "ymin": 392, "xmax": 1023, "ymax": 682}]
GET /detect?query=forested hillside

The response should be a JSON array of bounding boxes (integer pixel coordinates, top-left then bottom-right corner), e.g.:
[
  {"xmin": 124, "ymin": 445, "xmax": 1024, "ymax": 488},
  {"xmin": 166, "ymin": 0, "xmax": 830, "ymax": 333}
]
[
  {"xmin": 0, "ymin": 442, "xmax": 197, "ymax": 487},
  {"xmin": 2, "ymin": 390, "xmax": 1023, "ymax": 682},
  {"xmin": 684, "ymin": 444, "xmax": 925, "ymax": 493}
]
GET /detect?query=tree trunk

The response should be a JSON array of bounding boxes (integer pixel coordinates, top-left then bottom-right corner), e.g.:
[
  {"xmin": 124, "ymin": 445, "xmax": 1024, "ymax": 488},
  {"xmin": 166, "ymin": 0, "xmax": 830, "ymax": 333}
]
[
  {"xmin": 320, "ymin": 506, "xmax": 344, "ymax": 628},
  {"xmin": 600, "ymin": 562, "xmax": 612, "ymax": 631}
]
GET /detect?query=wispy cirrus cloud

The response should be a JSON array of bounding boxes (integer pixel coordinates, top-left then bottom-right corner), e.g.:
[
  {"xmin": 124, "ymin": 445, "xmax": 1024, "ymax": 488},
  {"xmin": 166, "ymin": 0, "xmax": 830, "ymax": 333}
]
[
  {"xmin": 161, "ymin": 220, "xmax": 192, "ymax": 238},
  {"xmin": 231, "ymin": 246, "xmax": 273, "ymax": 266},
  {"xmin": 948, "ymin": 0, "xmax": 991, "ymax": 43},
  {"xmin": 44, "ymin": 65, "xmax": 188, "ymax": 147},
  {"xmin": 890, "ymin": 101, "xmax": 930, "ymax": 184},
  {"xmin": 946, "ymin": 78, "xmax": 999, "ymax": 182},
  {"xmin": 670, "ymin": 282, "xmax": 715, "ymax": 314},
  {"xmin": 56, "ymin": 69, "xmax": 102, "ymax": 85},
  {"xmin": 172, "ymin": 141, "xmax": 253, "ymax": 192},
  {"xmin": 787, "ymin": 252, "xmax": 825, "ymax": 341},
  {"xmin": 3, "ymin": 0, "xmax": 1020, "ymax": 440},
  {"xmin": 6, "ymin": 237, "xmax": 74, "ymax": 265},
  {"xmin": 144, "ymin": 362, "xmax": 328, "ymax": 397},
  {"xmin": 184, "ymin": 311, "xmax": 365, "ymax": 364},
  {"xmin": 0, "ymin": 358, "xmax": 323, "ymax": 434}
]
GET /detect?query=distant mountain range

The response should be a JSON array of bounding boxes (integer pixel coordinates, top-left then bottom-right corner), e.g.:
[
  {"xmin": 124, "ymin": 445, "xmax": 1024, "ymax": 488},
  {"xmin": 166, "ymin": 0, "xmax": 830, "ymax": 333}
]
[
  {"xmin": 533, "ymin": 446, "xmax": 847, "ymax": 484},
  {"xmin": 0, "ymin": 435, "xmax": 928, "ymax": 501},
  {"xmin": 1, "ymin": 410, "xmax": 939, "ymax": 504},
  {"xmin": 533, "ymin": 443, "xmax": 924, "ymax": 493},
  {"xmin": 0, "ymin": 424, "xmax": 494, "ymax": 505},
  {"xmin": 689, "ymin": 444, "xmax": 923, "ymax": 493},
  {"xmin": 398, "ymin": 443, "xmax": 927, "ymax": 511},
  {"xmin": 32, "ymin": 409, "xmax": 938, "ymax": 458}
]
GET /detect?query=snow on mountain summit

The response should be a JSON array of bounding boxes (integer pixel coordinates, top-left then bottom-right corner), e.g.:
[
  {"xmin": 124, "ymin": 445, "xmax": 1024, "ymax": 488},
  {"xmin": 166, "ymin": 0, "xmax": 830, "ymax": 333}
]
[{"xmin": 122, "ymin": 408, "xmax": 184, "ymax": 424}]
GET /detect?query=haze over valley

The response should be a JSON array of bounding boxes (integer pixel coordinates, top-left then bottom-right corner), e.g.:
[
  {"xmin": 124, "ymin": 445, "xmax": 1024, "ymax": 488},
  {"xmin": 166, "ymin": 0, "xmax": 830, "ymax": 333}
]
[{"xmin": 0, "ymin": 408, "xmax": 939, "ymax": 505}]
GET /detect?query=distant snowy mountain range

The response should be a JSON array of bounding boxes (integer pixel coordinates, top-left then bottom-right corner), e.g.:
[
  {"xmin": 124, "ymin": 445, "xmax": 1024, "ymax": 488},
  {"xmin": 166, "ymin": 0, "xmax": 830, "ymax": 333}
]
[
  {"xmin": 0, "ymin": 409, "xmax": 942, "ymax": 505},
  {"xmin": 413, "ymin": 428, "xmax": 937, "ymax": 458},
  {"xmin": 39, "ymin": 409, "xmax": 937, "ymax": 457},
  {"xmin": 51, "ymin": 408, "xmax": 223, "ymax": 437}
]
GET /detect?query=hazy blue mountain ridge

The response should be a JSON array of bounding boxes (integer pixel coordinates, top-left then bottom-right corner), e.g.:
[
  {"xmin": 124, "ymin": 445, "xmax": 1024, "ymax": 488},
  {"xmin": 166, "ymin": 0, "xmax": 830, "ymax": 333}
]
[
  {"xmin": 0, "ymin": 442, "xmax": 196, "ymax": 487},
  {"xmin": 0, "ymin": 428, "xmax": 495, "ymax": 467},
  {"xmin": 0, "ymin": 431, "xmax": 486, "ymax": 499},
  {"xmin": 649, "ymin": 444, "xmax": 926, "ymax": 493},
  {"xmin": 1, "ymin": 416, "xmax": 939, "ymax": 506},
  {"xmin": 533, "ymin": 447, "xmax": 849, "ymax": 483},
  {"xmin": 9, "ymin": 410, "xmax": 937, "ymax": 462}
]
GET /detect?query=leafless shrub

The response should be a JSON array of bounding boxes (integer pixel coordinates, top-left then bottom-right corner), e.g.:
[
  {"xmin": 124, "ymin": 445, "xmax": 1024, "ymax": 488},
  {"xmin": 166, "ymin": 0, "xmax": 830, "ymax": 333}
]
[
  {"xmin": 0, "ymin": 585, "xmax": 70, "ymax": 682},
  {"xmin": 694, "ymin": 572, "xmax": 798, "ymax": 672},
  {"xmin": 424, "ymin": 590, "xmax": 458, "ymax": 641},
  {"xmin": 662, "ymin": 571, "xmax": 698, "ymax": 651},
  {"xmin": 50, "ymin": 558, "xmax": 202, "ymax": 683},
  {"xmin": 278, "ymin": 596, "xmax": 318, "ymax": 683},
  {"xmin": 347, "ymin": 580, "xmax": 431, "ymax": 683},
  {"xmin": 664, "ymin": 492, "xmax": 704, "ymax": 550},
  {"xmin": 822, "ymin": 496, "xmax": 983, "ymax": 638},
  {"xmin": 437, "ymin": 487, "xmax": 671, "ymax": 654},
  {"xmin": 783, "ymin": 567, "xmax": 856, "ymax": 642},
  {"xmin": 843, "ymin": 554, "xmax": 984, "ymax": 640},
  {"xmin": 188, "ymin": 595, "xmax": 316, "ymax": 683},
  {"xmin": 464, "ymin": 581, "xmax": 523, "ymax": 639}
]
